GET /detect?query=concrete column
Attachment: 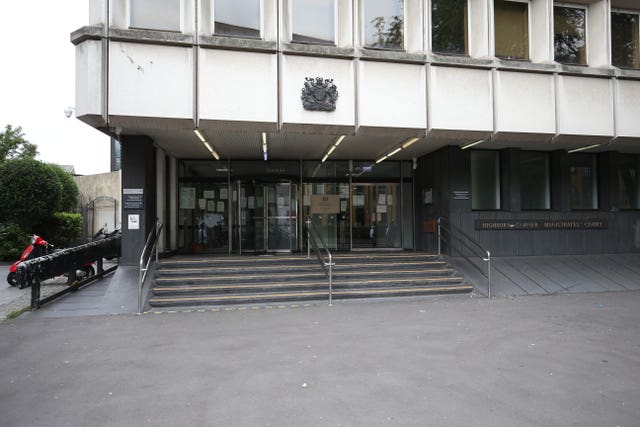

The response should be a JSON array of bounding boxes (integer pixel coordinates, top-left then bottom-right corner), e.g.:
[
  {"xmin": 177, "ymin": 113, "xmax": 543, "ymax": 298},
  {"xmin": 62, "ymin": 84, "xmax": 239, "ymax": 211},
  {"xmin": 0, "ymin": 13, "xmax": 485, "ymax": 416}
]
[{"xmin": 120, "ymin": 135, "xmax": 155, "ymax": 266}]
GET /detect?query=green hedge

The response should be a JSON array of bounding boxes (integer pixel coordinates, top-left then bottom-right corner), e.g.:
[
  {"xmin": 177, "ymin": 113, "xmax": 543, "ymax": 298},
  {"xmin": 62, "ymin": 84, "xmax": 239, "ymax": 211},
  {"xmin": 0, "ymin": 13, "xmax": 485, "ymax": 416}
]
[
  {"xmin": 48, "ymin": 212, "xmax": 82, "ymax": 248},
  {"xmin": 0, "ymin": 223, "xmax": 29, "ymax": 261}
]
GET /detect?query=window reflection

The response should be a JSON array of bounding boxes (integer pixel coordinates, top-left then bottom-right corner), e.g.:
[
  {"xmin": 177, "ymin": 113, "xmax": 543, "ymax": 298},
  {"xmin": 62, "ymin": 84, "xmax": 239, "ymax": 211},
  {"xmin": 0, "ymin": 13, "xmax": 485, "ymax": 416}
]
[
  {"xmin": 612, "ymin": 11, "xmax": 640, "ymax": 69},
  {"xmin": 618, "ymin": 156, "xmax": 640, "ymax": 210},
  {"xmin": 130, "ymin": 0, "xmax": 180, "ymax": 31},
  {"xmin": 570, "ymin": 155, "xmax": 598, "ymax": 210},
  {"xmin": 214, "ymin": 0, "xmax": 261, "ymax": 38},
  {"xmin": 494, "ymin": 0, "xmax": 529, "ymax": 60},
  {"xmin": 363, "ymin": 0, "xmax": 404, "ymax": 50},
  {"xmin": 520, "ymin": 152, "xmax": 550, "ymax": 210},
  {"xmin": 554, "ymin": 5, "xmax": 586, "ymax": 65},
  {"xmin": 431, "ymin": 0, "xmax": 468, "ymax": 55},
  {"xmin": 292, "ymin": 0, "xmax": 335, "ymax": 44},
  {"xmin": 471, "ymin": 151, "xmax": 500, "ymax": 210}
]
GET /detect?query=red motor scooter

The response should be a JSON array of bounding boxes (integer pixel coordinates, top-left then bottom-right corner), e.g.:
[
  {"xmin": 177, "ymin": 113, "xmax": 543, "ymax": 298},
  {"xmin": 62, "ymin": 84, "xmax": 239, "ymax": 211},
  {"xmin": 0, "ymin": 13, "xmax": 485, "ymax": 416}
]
[{"xmin": 7, "ymin": 234, "xmax": 52, "ymax": 287}]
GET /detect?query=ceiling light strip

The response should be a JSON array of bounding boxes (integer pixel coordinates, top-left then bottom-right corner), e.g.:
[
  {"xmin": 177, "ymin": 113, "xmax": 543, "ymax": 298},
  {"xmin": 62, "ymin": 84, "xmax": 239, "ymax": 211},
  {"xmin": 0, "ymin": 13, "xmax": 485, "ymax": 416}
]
[
  {"xmin": 460, "ymin": 139, "xmax": 485, "ymax": 150},
  {"xmin": 568, "ymin": 144, "xmax": 600, "ymax": 153}
]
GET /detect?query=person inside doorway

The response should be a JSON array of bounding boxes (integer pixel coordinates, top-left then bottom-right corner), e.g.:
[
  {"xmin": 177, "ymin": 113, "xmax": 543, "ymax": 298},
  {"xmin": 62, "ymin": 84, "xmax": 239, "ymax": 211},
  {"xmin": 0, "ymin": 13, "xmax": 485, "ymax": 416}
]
[{"xmin": 370, "ymin": 223, "xmax": 376, "ymax": 247}]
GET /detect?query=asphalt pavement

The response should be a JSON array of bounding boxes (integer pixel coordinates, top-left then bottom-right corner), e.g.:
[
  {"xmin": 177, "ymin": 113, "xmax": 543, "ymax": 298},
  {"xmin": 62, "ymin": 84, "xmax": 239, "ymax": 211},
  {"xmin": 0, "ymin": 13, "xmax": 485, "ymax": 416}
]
[{"xmin": 1, "ymin": 290, "xmax": 639, "ymax": 426}]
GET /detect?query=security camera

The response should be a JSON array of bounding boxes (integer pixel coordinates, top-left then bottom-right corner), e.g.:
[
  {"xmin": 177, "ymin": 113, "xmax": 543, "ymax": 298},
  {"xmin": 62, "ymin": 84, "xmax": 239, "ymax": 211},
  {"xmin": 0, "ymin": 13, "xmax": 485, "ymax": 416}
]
[{"xmin": 64, "ymin": 107, "xmax": 74, "ymax": 118}]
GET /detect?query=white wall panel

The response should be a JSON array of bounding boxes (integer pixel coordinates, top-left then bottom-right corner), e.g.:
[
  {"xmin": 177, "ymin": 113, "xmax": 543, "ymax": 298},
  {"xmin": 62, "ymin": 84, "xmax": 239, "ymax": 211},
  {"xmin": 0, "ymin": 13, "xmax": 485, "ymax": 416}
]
[
  {"xmin": 358, "ymin": 61, "xmax": 426, "ymax": 129},
  {"xmin": 281, "ymin": 55, "xmax": 354, "ymax": 127},
  {"xmin": 557, "ymin": 75, "xmax": 614, "ymax": 136},
  {"xmin": 109, "ymin": 42, "xmax": 193, "ymax": 118},
  {"xmin": 75, "ymin": 40, "xmax": 102, "ymax": 117},
  {"xmin": 199, "ymin": 50, "xmax": 277, "ymax": 123},
  {"xmin": 495, "ymin": 71, "xmax": 555, "ymax": 134},
  {"xmin": 428, "ymin": 66, "xmax": 493, "ymax": 132},
  {"xmin": 616, "ymin": 80, "xmax": 640, "ymax": 137}
]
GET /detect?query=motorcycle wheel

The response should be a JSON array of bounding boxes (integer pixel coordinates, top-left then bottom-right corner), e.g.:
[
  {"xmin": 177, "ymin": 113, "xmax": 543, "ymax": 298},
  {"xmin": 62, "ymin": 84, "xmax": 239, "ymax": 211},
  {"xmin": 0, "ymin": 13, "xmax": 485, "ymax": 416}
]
[
  {"xmin": 7, "ymin": 272, "xmax": 17, "ymax": 287},
  {"xmin": 78, "ymin": 266, "xmax": 95, "ymax": 280}
]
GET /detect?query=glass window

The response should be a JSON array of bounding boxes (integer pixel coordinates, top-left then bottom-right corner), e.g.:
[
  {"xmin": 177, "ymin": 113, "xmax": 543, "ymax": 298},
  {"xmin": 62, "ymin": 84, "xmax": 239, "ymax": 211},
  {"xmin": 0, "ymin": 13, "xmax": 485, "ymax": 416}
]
[
  {"xmin": 363, "ymin": 0, "xmax": 404, "ymax": 50},
  {"xmin": 351, "ymin": 161, "xmax": 401, "ymax": 180},
  {"xmin": 612, "ymin": 11, "xmax": 640, "ymax": 69},
  {"xmin": 214, "ymin": 0, "xmax": 261, "ymax": 38},
  {"xmin": 130, "ymin": 0, "xmax": 181, "ymax": 31},
  {"xmin": 302, "ymin": 161, "xmax": 349, "ymax": 179},
  {"xmin": 570, "ymin": 154, "xmax": 598, "ymax": 209},
  {"xmin": 619, "ymin": 156, "xmax": 640, "ymax": 209},
  {"xmin": 494, "ymin": 0, "xmax": 529, "ymax": 60},
  {"xmin": 471, "ymin": 151, "xmax": 500, "ymax": 210},
  {"xmin": 520, "ymin": 152, "xmax": 550, "ymax": 210},
  {"xmin": 431, "ymin": 0, "xmax": 468, "ymax": 55},
  {"xmin": 292, "ymin": 0, "xmax": 335, "ymax": 44},
  {"xmin": 554, "ymin": 5, "xmax": 587, "ymax": 65}
]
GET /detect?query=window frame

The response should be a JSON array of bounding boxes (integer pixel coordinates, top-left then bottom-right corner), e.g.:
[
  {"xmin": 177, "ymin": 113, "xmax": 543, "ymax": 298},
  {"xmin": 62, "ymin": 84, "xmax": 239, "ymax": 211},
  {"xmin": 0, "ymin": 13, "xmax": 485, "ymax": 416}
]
[
  {"xmin": 493, "ymin": 0, "xmax": 532, "ymax": 61},
  {"xmin": 569, "ymin": 153, "xmax": 599, "ymax": 211},
  {"xmin": 212, "ymin": 0, "xmax": 264, "ymax": 39},
  {"xmin": 470, "ymin": 150, "xmax": 502, "ymax": 211},
  {"xmin": 430, "ymin": 0, "xmax": 470, "ymax": 56},
  {"xmin": 128, "ymin": 0, "xmax": 184, "ymax": 33},
  {"xmin": 519, "ymin": 150, "xmax": 551, "ymax": 211},
  {"xmin": 289, "ymin": 0, "xmax": 338, "ymax": 46},
  {"xmin": 553, "ymin": 2, "xmax": 589, "ymax": 66},
  {"xmin": 361, "ymin": 0, "xmax": 406, "ymax": 51},
  {"xmin": 611, "ymin": 8, "xmax": 640, "ymax": 69},
  {"xmin": 617, "ymin": 154, "xmax": 640, "ymax": 211}
]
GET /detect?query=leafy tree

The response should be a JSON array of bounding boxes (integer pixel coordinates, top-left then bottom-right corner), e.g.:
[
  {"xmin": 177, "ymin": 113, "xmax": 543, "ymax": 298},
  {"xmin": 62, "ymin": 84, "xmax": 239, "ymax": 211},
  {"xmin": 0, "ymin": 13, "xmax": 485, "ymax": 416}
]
[
  {"xmin": 0, "ymin": 124, "xmax": 38, "ymax": 165},
  {"xmin": 0, "ymin": 159, "xmax": 63, "ymax": 231},
  {"xmin": 50, "ymin": 164, "xmax": 80, "ymax": 212}
]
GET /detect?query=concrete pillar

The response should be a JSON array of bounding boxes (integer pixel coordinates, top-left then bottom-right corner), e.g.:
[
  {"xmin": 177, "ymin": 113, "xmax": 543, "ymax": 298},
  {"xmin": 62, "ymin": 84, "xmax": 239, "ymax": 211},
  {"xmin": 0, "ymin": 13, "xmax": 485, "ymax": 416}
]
[{"xmin": 156, "ymin": 147, "xmax": 166, "ymax": 253}]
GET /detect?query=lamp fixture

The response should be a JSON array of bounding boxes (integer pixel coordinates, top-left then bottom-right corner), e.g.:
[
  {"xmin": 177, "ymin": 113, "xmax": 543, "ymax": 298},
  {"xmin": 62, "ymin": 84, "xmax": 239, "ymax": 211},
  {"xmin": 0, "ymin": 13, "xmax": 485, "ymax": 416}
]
[
  {"xmin": 374, "ymin": 137, "xmax": 423, "ymax": 165},
  {"xmin": 194, "ymin": 128, "xmax": 207, "ymax": 143},
  {"xmin": 321, "ymin": 135, "xmax": 347, "ymax": 163},
  {"xmin": 568, "ymin": 144, "xmax": 600, "ymax": 154},
  {"xmin": 460, "ymin": 139, "xmax": 485, "ymax": 150},
  {"xmin": 262, "ymin": 132, "xmax": 268, "ymax": 161}
]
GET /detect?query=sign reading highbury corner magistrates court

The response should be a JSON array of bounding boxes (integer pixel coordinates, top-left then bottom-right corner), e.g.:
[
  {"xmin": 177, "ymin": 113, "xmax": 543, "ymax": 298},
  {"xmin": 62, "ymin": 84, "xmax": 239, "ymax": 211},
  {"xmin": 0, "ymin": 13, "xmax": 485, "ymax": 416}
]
[{"xmin": 475, "ymin": 219, "xmax": 608, "ymax": 230}]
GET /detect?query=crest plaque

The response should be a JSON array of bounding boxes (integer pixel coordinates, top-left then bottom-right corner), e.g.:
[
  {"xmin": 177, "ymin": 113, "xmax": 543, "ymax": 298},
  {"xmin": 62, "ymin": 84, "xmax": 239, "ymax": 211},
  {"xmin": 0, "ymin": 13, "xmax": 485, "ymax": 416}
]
[{"xmin": 301, "ymin": 77, "xmax": 338, "ymax": 111}]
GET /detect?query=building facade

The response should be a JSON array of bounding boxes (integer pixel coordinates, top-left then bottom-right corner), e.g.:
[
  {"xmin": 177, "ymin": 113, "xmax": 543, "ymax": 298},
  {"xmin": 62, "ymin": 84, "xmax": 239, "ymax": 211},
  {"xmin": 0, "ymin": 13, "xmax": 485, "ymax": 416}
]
[{"xmin": 72, "ymin": 0, "xmax": 640, "ymax": 264}]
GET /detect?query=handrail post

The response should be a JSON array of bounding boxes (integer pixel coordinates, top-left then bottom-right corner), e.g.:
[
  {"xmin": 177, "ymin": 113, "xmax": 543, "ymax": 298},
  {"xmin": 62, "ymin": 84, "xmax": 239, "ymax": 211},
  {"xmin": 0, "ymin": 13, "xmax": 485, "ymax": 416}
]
[
  {"xmin": 138, "ymin": 267, "xmax": 143, "ymax": 315},
  {"xmin": 487, "ymin": 251, "xmax": 492, "ymax": 299},
  {"xmin": 437, "ymin": 217, "xmax": 441, "ymax": 256},
  {"xmin": 305, "ymin": 218, "xmax": 311, "ymax": 259},
  {"xmin": 328, "ymin": 254, "xmax": 333, "ymax": 306}
]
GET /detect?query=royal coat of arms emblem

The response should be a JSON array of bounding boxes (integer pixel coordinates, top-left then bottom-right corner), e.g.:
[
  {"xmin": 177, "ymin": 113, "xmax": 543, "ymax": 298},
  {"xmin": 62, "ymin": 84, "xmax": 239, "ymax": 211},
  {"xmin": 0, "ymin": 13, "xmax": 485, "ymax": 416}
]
[{"xmin": 301, "ymin": 77, "xmax": 339, "ymax": 111}]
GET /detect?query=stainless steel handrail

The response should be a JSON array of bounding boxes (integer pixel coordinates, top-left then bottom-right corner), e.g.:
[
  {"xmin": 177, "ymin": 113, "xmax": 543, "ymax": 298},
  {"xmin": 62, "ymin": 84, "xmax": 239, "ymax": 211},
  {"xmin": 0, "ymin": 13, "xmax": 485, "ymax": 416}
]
[
  {"xmin": 138, "ymin": 219, "xmax": 164, "ymax": 314},
  {"xmin": 437, "ymin": 218, "xmax": 492, "ymax": 298},
  {"xmin": 305, "ymin": 218, "xmax": 334, "ymax": 306}
]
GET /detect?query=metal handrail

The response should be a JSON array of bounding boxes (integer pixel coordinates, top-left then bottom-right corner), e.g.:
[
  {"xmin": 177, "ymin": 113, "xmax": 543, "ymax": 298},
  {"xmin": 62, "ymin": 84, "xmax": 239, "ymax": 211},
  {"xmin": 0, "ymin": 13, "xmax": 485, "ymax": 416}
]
[
  {"xmin": 437, "ymin": 218, "xmax": 492, "ymax": 298},
  {"xmin": 305, "ymin": 218, "xmax": 334, "ymax": 306},
  {"xmin": 138, "ymin": 219, "xmax": 164, "ymax": 314}
]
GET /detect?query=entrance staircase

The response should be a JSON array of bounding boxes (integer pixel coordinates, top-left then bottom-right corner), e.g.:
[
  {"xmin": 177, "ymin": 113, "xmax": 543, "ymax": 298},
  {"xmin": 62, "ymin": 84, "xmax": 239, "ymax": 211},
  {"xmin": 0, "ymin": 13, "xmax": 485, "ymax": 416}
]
[{"xmin": 146, "ymin": 252, "xmax": 473, "ymax": 309}]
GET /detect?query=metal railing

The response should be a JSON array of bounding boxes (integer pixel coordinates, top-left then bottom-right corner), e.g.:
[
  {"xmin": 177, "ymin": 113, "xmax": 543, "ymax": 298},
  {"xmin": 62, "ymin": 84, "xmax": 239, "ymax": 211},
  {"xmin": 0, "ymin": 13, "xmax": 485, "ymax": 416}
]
[
  {"xmin": 305, "ymin": 218, "xmax": 334, "ymax": 306},
  {"xmin": 138, "ymin": 219, "xmax": 164, "ymax": 314},
  {"xmin": 437, "ymin": 217, "xmax": 492, "ymax": 298},
  {"xmin": 15, "ymin": 234, "xmax": 121, "ymax": 309}
]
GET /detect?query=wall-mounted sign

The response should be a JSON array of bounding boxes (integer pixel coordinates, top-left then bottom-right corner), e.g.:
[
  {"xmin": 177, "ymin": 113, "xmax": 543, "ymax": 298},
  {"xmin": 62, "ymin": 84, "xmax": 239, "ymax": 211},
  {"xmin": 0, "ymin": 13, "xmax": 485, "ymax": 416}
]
[
  {"xmin": 127, "ymin": 214, "xmax": 140, "ymax": 230},
  {"xmin": 475, "ymin": 219, "xmax": 608, "ymax": 231},
  {"xmin": 452, "ymin": 191, "xmax": 469, "ymax": 200},
  {"xmin": 123, "ymin": 188, "xmax": 143, "ymax": 209},
  {"xmin": 311, "ymin": 195, "xmax": 341, "ymax": 214},
  {"xmin": 301, "ymin": 77, "xmax": 339, "ymax": 111}
]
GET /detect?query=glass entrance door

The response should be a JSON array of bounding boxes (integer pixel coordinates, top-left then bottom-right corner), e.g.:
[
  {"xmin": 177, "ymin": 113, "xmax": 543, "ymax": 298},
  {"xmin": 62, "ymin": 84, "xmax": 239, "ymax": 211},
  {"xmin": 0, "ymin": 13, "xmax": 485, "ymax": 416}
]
[
  {"xmin": 351, "ymin": 183, "xmax": 401, "ymax": 249},
  {"xmin": 236, "ymin": 181, "xmax": 298, "ymax": 253}
]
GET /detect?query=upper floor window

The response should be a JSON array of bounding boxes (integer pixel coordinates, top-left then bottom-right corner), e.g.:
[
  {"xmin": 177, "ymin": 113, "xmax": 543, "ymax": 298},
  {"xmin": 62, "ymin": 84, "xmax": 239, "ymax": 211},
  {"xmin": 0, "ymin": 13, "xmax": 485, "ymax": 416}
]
[
  {"xmin": 130, "ymin": 0, "xmax": 181, "ymax": 32},
  {"xmin": 471, "ymin": 151, "xmax": 501, "ymax": 210},
  {"xmin": 570, "ymin": 154, "xmax": 598, "ymax": 209},
  {"xmin": 431, "ymin": 0, "xmax": 468, "ymax": 55},
  {"xmin": 292, "ymin": 0, "xmax": 335, "ymax": 45},
  {"xmin": 520, "ymin": 151, "xmax": 550, "ymax": 210},
  {"xmin": 363, "ymin": 0, "xmax": 404, "ymax": 50},
  {"xmin": 554, "ymin": 4, "xmax": 587, "ymax": 65},
  {"xmin": 494, "ymin": 0, "xmax": 530, "ymax": 60},
  {"xmin": 611, "ymin": 10, "xmax": 640, "ymax": 69},
  {"xmin": 214, "ymin": 0, "xmax": 261, "ymax": 38}
]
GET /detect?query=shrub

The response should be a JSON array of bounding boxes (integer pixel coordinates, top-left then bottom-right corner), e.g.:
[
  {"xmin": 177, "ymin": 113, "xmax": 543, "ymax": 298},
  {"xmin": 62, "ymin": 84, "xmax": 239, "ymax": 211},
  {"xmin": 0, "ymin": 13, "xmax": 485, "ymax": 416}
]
[
  {"xmin": 49, "ymin": 164, "xmax": 79, "ymax": 212},
  {"xmin": 48, "ymin": 212, "xmax": 82, "ymax": 248},
  {"xmin": 0, "ymin": 223, "xmax": 29, "ymax": 261}
]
